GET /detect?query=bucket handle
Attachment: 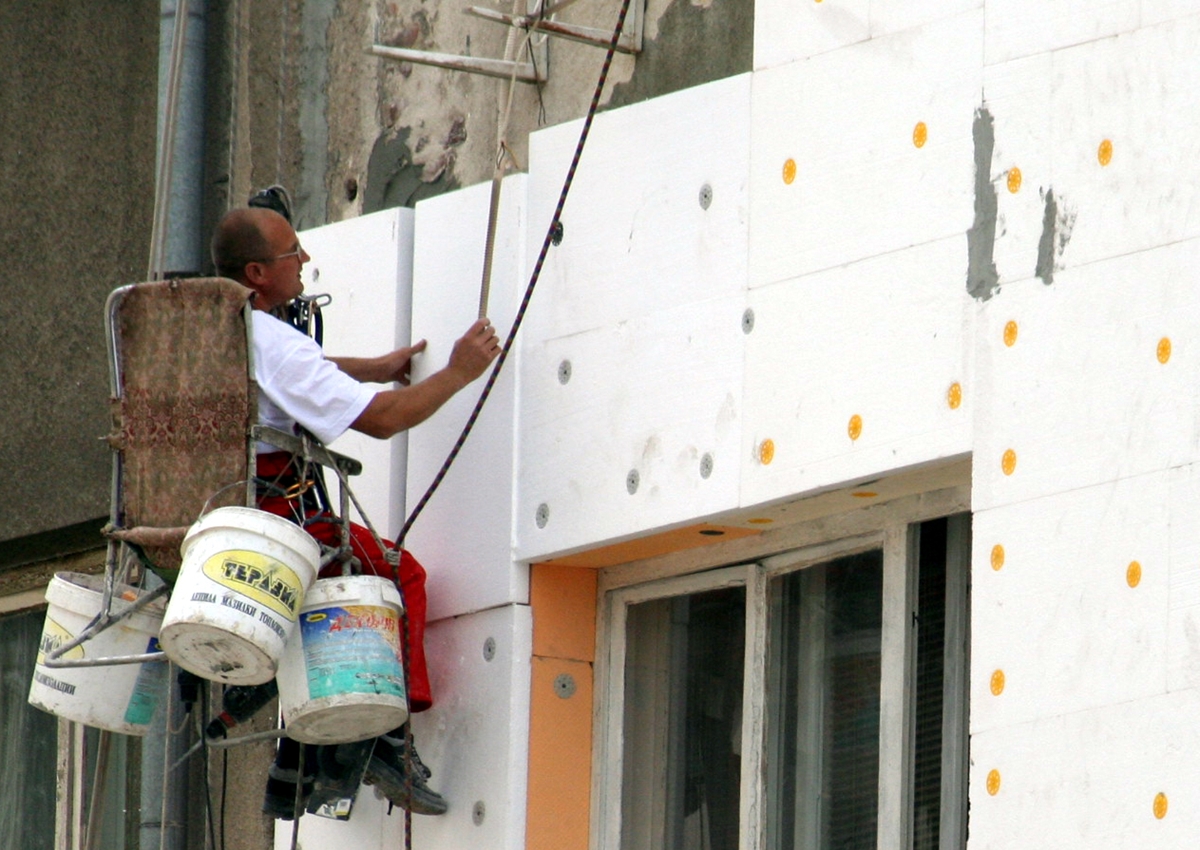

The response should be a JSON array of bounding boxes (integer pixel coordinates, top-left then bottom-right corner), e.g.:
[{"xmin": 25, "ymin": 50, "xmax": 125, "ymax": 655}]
[
  {"xmin": 42, "ymin": 582, "xmax": 170, "ymax": 669},
  {"xmin": 199, "ymin": 479, "xmax": 252, "ymax": 519}
]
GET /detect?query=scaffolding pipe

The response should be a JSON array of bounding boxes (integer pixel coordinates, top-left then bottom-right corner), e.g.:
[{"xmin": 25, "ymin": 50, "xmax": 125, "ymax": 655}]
[{"xmin": 142, "ymin": 4, "xmax": 207, "ymax": 850}]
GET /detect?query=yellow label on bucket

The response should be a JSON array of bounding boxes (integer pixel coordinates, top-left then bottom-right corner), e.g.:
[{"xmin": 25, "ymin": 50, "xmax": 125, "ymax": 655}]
[
  {"xmin": 202, "ymin": 550, "xmax": 304, "ymax": 621},
  {"xmin": 37, "ymin": 617, "xmax": 85, "ymax": 663}
]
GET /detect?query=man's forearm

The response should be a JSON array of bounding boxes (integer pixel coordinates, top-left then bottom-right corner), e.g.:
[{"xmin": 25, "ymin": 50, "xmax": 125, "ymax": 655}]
[
  {"xmin": 349, "ymin": 367, "xmax": 471, "ymax": 439},
  {"xmin": 328, "ymin": 354, "xmax": 388, "ymax": 384}
]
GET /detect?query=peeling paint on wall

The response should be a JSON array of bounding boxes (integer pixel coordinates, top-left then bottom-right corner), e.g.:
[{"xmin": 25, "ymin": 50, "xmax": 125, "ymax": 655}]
[
  {"xmin": 1036, "ymin": 187, "xmax": 1075, "ymax": 286},
  {"xmin": 967, "ymin": 107, "xmax": 1000, "ymax": 301}
]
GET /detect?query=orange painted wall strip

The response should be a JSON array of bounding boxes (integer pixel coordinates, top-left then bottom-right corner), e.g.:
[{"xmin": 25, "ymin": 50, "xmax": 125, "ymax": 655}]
[{"xmin": 527, "ymin": 564, "xmax": 598, "ymax": 850}]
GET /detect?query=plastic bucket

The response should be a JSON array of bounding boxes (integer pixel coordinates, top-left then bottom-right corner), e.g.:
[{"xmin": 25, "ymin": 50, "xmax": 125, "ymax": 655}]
[
  {"xmin": 160, "ymin": 506, "xmax": 319, "ymax": 685},
  {"xmin": 28, "ymin": 572, "xmax": 168, "ymax": 736},
  {"xmin": 277, "ymin": 575, "xmax": 409, "ymax": 744}
]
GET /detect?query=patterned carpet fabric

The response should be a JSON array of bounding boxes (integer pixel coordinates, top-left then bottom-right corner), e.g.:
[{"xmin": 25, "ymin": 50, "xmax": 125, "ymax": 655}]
[{"xmin": 107, "ymin": 278, "xmax": 255, "ymax": 583}]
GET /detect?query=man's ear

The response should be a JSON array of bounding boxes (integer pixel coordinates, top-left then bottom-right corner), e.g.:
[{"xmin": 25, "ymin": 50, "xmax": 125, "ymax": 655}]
[{"xmin": 241, "ymin": 261, "xmax": 268, "ymax": 291}]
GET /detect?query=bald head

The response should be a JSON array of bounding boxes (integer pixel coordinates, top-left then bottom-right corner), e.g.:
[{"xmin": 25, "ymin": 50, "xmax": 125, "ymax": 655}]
[{"xmin": 211, "ymin": 207, "xmax": 286, "ymax": 282}]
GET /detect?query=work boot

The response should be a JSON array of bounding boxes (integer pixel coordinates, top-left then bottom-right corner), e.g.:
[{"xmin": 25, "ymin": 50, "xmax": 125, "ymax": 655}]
[
  {"xmin": 262, "ymin": 739, "xmax": 316, "ymax": 820},
  {"xmin": 262, "ymin": 763, "xmax": 314, "ymax": 820},
  {"xmin": 361, "ymin": 729, "xmax": 448, "ymax": 815}
]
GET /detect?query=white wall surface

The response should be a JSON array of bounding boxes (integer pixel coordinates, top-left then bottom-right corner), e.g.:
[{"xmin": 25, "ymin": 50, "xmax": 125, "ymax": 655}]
[
  {"xmin": 298, "ymin": 207, "xmax": 415, "ymax": 538},
  {"xmin": 517, "ymin": 74, "xmax": 752, "ymax": 561},
  {"xmin": 969, "ymin": 689, "xmax": 1200, "ymax": 848},
  {"xmin": 405, "ymin": 175, "xmax": 529, "ymax": 621},
  {"xmin": 409, "ymin": 604, "xmax": 532, "ymax": 850},
  {"xmin": 748, "ymin": 10, "xmax": 981, "ymax": 287}
]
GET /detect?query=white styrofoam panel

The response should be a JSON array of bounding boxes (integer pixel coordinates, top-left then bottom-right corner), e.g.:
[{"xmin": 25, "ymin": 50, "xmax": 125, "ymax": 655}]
[
  {"xmin": 740, "ymin": 236, "xmax": 973, "ymax": 511},
  {"xmin": 971, "ymin": 240, "xmax": 1200, "ymax": 512},
  {"xmin": 1167, "ymin": 463, "xmax": 1200, "ymax": 691},
  {"xmin": 1048, "ymin": 17, "xmax": 1200, "ymax": 272},
  {"xmin": 968, "ymin": 690, "xmax": 1200, "ymax": 849},
  {"xmin": 523, "ymin": 74, "xmax": 750, "ymax": 343},
  {"xmin": 868, "ymin": 0, "xmax": 982, "ymax": 40},
  {"xmin": 278, "ymin": 604, "xmax": 533, "ymax": 849},
  {"xmin": 1141, "ymin": 0, "xmax": 1200, "ymax": 27},
  {"xmin": 514, "ymin": 294, "xmax": 747, "ymax": 562},
  {"xmin": 296, "ymin": 209, "xmax": 414, "ymax": 538},
  {"xmin": 754, "ymin": 0, "xmax": 869, "ymax": 70},
  {"xmin": 748, "ymin": 11, "xmax": 982, "ymax": 289},
  {"xmin": 411, "ymin": 604, "xmax": 532, "ymax": 850},
  {"xmin": 274, "ymin": 771, "xmax": 391, "ymax": 849},
  {"xmin": 970, "ymin": 473, "xmax": 1169, "ymax": 736},
  {"xmin": 982, "ymin": 52, "xmax": 1056, "ymax": 290},
  {"xmin": 406, "ymin": 175, "xmax": 528, "ymax": 620},
  {"xmin": 982, "ymin": 0, "xmax": 1139, "ymax": 66}
]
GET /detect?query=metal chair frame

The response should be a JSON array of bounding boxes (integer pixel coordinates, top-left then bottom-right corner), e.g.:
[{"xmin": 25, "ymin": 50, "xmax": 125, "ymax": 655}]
[{"xmin": 44, "ymin": 280, "xmax": 360, "ymax": 670}]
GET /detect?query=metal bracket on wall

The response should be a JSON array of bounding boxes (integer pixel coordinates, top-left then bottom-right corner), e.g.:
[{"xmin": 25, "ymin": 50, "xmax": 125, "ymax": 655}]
[
  {"xmin": 369, "ymin": 0, "xmax": 641, "ymax": 84},
  {"xmin": 370, "ymin": 0, "xmax": 548, "ymax": 83},
  {"xmin": 466, "ymin": 0, "xmax": 643, "ymax": 55}
]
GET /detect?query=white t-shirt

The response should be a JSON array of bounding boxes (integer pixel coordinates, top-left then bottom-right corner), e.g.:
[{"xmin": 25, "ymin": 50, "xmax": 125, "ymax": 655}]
[{"xmin": 251, "ymin": 310, "xmax": 376, "ymax": 450}]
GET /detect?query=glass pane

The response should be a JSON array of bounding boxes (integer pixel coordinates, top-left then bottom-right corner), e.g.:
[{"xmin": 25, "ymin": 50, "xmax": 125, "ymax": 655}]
[
  {"xmin": 913, "ymin": 519, "xmax": 947, "ymax": 850},
  {"xmin": 0, "ymin": 608, "xmax": 60, "ymax": 850},
  {"xmin": 766, "ymin": 550, "xmax": 883, "ymax": 850},
  {"xmin": 622, "ymin": 586, "xmax": 746, "ymax": 850},
  {"xmin": 913, "ymin": 514, "xmax": 971, "ymax": 850}
]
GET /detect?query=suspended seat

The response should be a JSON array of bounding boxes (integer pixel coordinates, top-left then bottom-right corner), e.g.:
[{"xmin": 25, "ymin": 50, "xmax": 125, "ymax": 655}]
[{"xmin": 41, "ymin": 277, "xmax": 360, "ymax": 672}]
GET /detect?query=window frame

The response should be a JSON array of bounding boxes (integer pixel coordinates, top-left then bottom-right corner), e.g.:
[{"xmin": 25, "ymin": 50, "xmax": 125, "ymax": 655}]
[{"xmin": 592, "ymin": 484, "xmax": 970, "ymax": 850}]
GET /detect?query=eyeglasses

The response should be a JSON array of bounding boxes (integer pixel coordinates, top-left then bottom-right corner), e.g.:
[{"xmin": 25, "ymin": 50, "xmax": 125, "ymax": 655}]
[{"xmin": 259, "ymin": 245, "xmax": 304, "ymax": 264}]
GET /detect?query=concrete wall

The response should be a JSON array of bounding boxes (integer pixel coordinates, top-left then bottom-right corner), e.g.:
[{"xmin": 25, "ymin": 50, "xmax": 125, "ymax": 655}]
[{"xmin": 0, "ymin": 1, "xmax": 158, "ymax": 557}]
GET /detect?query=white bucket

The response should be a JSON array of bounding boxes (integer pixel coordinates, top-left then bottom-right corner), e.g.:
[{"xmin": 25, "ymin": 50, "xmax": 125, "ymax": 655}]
[
  {"xmin": 28, "ymin": 572, "xmax": 168, "ymax": 736},
  {"xmin": 160, "ymin": 506, "xmax": 319, "ymax": 685},
  {"xmin": 277, "ymin": 575, "xmax": 409, "ymax": 744}
]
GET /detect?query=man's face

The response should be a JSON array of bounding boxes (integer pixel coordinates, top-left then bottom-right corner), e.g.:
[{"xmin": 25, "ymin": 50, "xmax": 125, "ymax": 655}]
[{"xmin": 251, "ymin": 214, "xmax": 311, "ymax": 310}]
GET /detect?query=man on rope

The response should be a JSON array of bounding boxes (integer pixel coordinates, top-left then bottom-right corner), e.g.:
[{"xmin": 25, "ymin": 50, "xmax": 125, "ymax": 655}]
[{"xmin": 211, "ymin": 205, "xmax": 500, "ymax": 816}]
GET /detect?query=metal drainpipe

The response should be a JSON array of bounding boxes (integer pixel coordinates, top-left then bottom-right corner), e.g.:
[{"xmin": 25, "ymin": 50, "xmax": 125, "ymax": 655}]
[
  {"xmin": 143, "ymin": 1, "xmax": 205, "ymax": 849},
  {"xmin": 150, "ymin": 0, "xmax": 207, "ymax": 278}
]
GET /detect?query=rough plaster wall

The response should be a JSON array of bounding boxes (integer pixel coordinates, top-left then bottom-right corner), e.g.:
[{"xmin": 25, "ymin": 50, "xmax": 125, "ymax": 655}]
[
  {"xmin": 0, "ymin": 1, "xmax": 157, "ymax": 547},
  {"xmin": 209, "ymin": 0, "xmax": 751, "ymax": 228},
  {"xmin": 204, "ymin": 0, "xmax": 308, "ymax": 235},
  {"xmin": 320, "ymin": 0, "xmax": 751, "ymax": 218}
]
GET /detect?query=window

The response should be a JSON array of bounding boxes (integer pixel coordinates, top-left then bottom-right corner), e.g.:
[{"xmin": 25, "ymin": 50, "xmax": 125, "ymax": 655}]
[
  {"xmin": 0, "ymin": 608, "xmax": 59, "ymax": 850},
  {"xmin": 1, "ymin": 604, "xmax": 140, "ymax": 850},
  {"xmin": 599, "ymin": 513, "xmax": 970, "ymax": 850}
]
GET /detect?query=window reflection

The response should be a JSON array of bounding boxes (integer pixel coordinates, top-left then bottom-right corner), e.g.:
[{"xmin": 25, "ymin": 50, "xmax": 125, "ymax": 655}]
[
  {"xmin": 766, "ymin": 550, "xmax": 883, "ymax": 850},
  {"xmin": 622, "ymin": 586, "xmax": 746, "ymax": 850}
]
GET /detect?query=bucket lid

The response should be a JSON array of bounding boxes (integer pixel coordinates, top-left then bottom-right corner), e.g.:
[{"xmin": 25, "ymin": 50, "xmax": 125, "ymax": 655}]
[
  {"xmin": 181, "ymin": 506, "xmax": 320, "ymax": 565},
  {"xmin": 302, "ymin": 575, "xmax": 403, "ymax": 613}
]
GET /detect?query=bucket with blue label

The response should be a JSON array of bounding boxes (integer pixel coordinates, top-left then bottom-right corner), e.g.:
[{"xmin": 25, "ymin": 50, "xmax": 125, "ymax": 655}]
[{"xmin": 276, "ymin": 575, "xmax": 409, "ymax": 744}]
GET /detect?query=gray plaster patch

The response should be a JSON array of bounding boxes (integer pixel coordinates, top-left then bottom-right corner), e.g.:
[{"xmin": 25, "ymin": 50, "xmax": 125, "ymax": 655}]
[
  {"xmin": 606, "ymin": 0, "xmax": 753, "ymax": 110},
  {"xmin": 1036, "ymin": 188, "xmax": 1058, "ymax": 285},
  {"xmin": 1036, "ymin": 187, "xmax": 1075, "ymax": 286},
  {"xmin": 967, "ymin": 107, "xmax": 1000, "ymax": 301},
  {"xmin": 363, "ymin": 127, "xmax": 460, "ymax": 211}
]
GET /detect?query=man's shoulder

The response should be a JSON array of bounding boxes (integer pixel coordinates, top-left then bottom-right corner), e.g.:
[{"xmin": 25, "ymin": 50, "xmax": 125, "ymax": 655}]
[{"xmin": 252, "ymin": 309, "xmax": 312, "ymax": 347}]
